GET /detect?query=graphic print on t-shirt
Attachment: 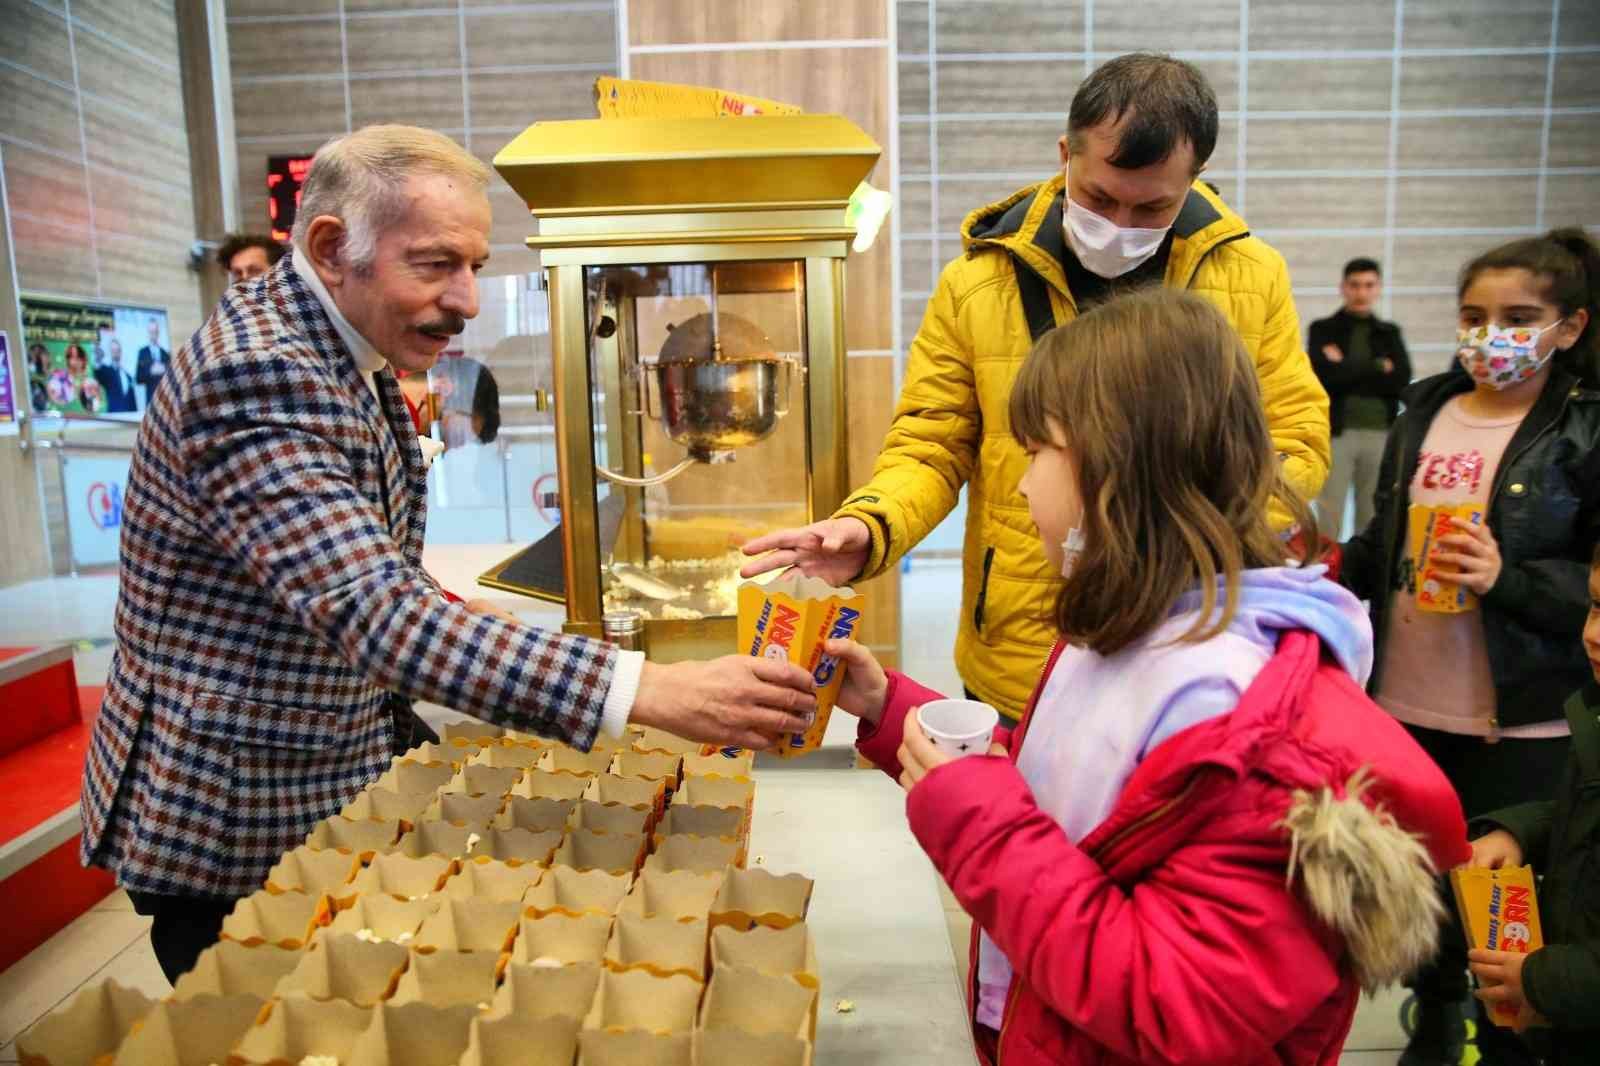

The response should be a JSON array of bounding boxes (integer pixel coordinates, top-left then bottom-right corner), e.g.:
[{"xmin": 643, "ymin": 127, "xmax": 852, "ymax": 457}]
[
  {"xmin": 1415, "ymin": 447, "xmax": 1489, "ymax": 496},
  {"xmin": 1374, "ymin": 397, "xmax": 1522, "ymax": 734},
  {"xmin": 1392, "ymin": 447, "xmax": 1491, "ymax": 596}
]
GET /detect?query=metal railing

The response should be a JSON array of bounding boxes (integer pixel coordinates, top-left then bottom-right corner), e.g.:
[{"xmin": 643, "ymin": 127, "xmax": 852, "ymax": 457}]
[{"xmin": 18, "ymin": 412, "xmax": 141, "ymax": 456}]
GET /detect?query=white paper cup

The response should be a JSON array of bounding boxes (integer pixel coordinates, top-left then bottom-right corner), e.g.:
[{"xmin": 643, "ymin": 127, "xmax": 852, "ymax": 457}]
[{"xmin": 916, "ymin": 700, "xmax": 999, "ymax": 757}]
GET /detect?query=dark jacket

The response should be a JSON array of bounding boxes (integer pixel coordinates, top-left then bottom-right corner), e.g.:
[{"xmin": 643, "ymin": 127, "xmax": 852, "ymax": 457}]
[
  {"xmin": 94, "ymin": 363, "xmax": 138, "ymax": 413},
  {"xmin": 134, "ymin": 343, "xmax": 168, "ymax": 405},
  {"xmin": 1307, "ymin": 309, "xmax": 1411, "ymax": 436},
  {"xmin": 1473, "ymin": 682, "xmax": 1600, "ymax": 1060},
  {"xmin": 1336, "ymin": 366, "xmax": 1600, "ymax": 728}
]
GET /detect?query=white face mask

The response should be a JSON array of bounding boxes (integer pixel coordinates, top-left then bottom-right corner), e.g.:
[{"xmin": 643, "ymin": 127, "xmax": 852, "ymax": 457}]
[
  {"xmin": 1062, "ymin": 184, "xmax": 1172, "ymax": 279},
  {"xmin": 1060, "ymin": 526, "xmax": 1085, "ymax": 579}
]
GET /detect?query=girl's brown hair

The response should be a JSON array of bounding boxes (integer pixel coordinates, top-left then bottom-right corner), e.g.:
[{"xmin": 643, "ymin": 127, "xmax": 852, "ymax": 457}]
[
  {"xmin": 1459, "ymin": 227, "xmax": 1600, "ymax": 385},
  {"xmin": 1009, "ymin": 287, "xmax": 1318, "ymax": 656}
]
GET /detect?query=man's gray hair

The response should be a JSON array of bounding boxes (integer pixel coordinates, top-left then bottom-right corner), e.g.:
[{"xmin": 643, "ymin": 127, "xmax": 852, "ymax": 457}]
[{"xmin": 291, "ymin": 124, "xmax": 491, "ymax": 271}]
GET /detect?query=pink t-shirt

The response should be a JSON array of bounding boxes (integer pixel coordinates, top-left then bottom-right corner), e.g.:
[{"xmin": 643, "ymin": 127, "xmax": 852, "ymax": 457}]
[{"xmin": 1375, "ymin": 397, "xmax": 1565, "ymax": 738}]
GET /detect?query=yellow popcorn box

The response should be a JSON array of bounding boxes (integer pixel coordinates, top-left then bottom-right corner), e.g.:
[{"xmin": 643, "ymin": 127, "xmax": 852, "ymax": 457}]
[
  {"xmin": 593, "ymin": 76, "xmax": 802, "ymax": 120},
  {"xmin": 1449, "ymin": 864, "xmax": 1544, "ymax": 1028},
  {"xmin": 1407, "ymin": 503, "xmax": 1485, "ymax": 614},
  {"xmin": 737, "ymin": 574, "xmax": 863, "ymax": 758}
]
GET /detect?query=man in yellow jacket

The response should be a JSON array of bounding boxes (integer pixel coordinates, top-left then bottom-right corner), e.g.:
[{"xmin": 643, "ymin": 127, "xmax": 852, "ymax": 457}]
[{"xmin": 743, "ymin": 54, "xmax": 1331, "ymax": 719}]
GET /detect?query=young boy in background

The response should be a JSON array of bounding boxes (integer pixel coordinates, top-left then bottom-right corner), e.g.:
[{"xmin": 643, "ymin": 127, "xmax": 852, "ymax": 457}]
[{"xmin": 1465, "ymin": 541, "xmax": 1600, "ymax": 1064}]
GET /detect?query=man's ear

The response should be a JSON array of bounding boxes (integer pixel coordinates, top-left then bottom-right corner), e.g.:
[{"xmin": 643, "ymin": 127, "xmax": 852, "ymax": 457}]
[
  {"xmin": 1057, "ymin": 134, "xmax": 1070, "ymax": 169},
  {"xmin": 302, "ymin": 215, "xmax": 348, "ymax": 287}
]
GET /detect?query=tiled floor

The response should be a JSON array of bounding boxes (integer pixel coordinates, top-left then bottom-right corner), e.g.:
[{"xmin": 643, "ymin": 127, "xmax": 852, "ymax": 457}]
[
  {"xmin": 0, "ymin": 560, "xmax": 1411, "ymax": 1063},
  {"xmin": 0, "ymin": 891, "xmax": 163, "ymax": 1061}
]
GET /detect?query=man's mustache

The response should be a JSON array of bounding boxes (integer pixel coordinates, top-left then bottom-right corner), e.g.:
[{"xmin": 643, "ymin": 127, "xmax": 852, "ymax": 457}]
[{"xmin": 418, "ymin": 314, "xmax": 467, "ymax": 337}]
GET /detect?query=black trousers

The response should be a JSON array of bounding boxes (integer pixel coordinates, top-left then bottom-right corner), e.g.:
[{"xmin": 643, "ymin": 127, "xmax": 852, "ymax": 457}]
[
  {"xmin": 1404, "ymin": 724, "xmax": 1569, "ymax": 1064},
  {"xmin": 127, "ymin": 890, "xmax": 238, "ymax": 985}
]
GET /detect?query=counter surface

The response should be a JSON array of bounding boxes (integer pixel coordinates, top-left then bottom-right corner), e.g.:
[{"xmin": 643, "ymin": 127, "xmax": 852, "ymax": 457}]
[
  {"xmin": 427, "ymin": 542, "xmax": 977, "ymax": 1061},
  {"xmin": 749, "ymin": 736, "xmax": 978, "ymax": 1065}
]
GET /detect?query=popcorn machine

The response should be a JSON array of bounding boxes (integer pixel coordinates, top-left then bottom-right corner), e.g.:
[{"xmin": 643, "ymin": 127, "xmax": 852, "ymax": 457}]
[{"xmin": 480, "ymin": 115, "xmax": 882, "ymax": 660}]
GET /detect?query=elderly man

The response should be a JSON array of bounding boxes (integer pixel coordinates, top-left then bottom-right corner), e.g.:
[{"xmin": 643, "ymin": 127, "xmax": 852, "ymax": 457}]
[
  {"xmin": 81, "ymin": 125, "xmax": 814, "ymax": 983},
  {"xmin": 744, "ymin": 53, "xmax": 1330, "ymax": 719}
]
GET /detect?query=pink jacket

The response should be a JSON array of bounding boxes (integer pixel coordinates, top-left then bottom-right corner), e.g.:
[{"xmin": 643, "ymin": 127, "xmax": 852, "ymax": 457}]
[{"xmin": 858, "ymin": 631, "xmax": 1469, "ymax": 1066}]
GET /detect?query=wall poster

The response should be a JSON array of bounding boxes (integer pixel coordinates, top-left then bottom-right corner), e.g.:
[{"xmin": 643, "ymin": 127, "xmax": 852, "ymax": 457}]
[
  {"xmin": 0, "ymin": 331, "xmax": 16, "ymax": 431},
  {"xmin": 19, "ymin": 295, "xmax": 172, "ymax": 418}
]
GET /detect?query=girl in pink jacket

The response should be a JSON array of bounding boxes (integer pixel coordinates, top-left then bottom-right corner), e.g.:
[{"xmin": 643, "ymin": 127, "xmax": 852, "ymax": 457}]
[{"xmin": 827, "ymin": 289, "xmax": 1470, "ymax": 1066}]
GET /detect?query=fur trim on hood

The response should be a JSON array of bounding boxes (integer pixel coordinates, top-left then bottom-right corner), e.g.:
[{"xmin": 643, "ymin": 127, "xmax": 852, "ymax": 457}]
[{"xmin": 1281, "ymin": 768, "xmax": 1446, "ymax": 992}]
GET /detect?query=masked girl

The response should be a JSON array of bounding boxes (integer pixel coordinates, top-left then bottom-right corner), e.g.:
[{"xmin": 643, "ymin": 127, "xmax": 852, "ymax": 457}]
[{"xmin": 1335, "ymin": 228, "xmax": 1600, "ymax": 1065}]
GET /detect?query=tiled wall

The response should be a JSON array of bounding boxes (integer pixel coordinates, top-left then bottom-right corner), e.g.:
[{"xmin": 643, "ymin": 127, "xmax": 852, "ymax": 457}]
[
  {"xmin": 225, "ymin": 0, "xmax": 621, "ymax": 281},
  {"xmin": 1, "ymin": 0, "xmax": 207, "ymax": 578},
  {"xmin": 623, "ymin": 0, "xmax": 902, "ymax": 661},
  {"xmin": 897, "ymin": 0, "xmax": 1600, "ymax": 377},
  {"xmin": 0, "ymin": 0, "xmax": 205, "ymax": 342},
  {"xmin": 223, "ymin": 2, "xmax": 626, "ymax": 579},
  {"xmin": 223, "ymin": 0, "xmax": 904, "ymax": 661}
]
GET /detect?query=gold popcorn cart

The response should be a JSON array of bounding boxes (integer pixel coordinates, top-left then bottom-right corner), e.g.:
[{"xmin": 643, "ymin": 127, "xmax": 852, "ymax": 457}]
[{"xmin": 481, "ymin": 115, "xmax": 882, "ymax": 661}]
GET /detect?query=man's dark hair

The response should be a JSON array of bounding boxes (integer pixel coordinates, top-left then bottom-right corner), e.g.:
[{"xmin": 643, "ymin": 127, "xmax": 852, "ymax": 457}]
[
  {"xmin": 1067, "ymin": 53, "xmax": 1218, "ymax": 173},
  {"xmin": 216, "ymin": 233, "xmax": 285, "ymax": 273},
  {"xmin": 1343, "ymin": 257, "xmax": 1382, "ymax": 279}
]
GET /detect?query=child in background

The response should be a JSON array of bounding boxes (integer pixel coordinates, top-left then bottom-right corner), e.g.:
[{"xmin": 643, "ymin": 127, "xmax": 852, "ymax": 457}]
[
  {"xmin": 825, "ymin": 289, "xmax": 1468, "ymax": 1066},
  {"xmin": 1334, "ymin": 229, "xmax": 1600, "ymax": 1066},
  {"xmin": 1461, "ymin": 543, "xmax": 1600, "ymax": 1065}
]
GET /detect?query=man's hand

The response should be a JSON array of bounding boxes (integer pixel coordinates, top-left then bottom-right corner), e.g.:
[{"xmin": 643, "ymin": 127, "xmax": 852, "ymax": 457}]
[
  {"xmin": 1321, "ymin": 343, "xmax": 1345, "ymax": 364},
  {"xmin": 821, "ymin": 638, "xmax": 888, "ymax": 725},
  {"xmin": 630, "ymin": 656, "xmax": 815, "ymax": 751},
  {"xmin": 1469, "ymin": 948, "xmax": 1547, "ymax": 1031},
  {"xmin": 740, "ymin": 517, "xmax": 871, "ymax": 585},
  {"xmin": 1468, "ymin": 829, "xmax": 1523, "ymax": 869}
]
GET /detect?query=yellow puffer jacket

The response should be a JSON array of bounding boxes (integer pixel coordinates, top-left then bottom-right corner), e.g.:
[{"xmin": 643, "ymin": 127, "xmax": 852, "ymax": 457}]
[{"xmin": 836, "ymin": 175, "xmax": 1330, "ymax": 718}]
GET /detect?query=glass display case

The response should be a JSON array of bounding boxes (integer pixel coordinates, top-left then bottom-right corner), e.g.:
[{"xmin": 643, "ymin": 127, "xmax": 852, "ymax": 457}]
[
  {"xmin": 586, "ymin": 260, "xmax": 809, "ymax": 624},
  {"xmin": 480, "ymin": 114, "xmax": 881, "ymax": 660}
]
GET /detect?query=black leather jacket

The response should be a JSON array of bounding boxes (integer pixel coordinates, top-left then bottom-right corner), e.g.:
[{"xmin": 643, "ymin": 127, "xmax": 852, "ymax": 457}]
[{"xmin": 1338, "ymin": 365, "xmax": 1600, "ymax": 728}]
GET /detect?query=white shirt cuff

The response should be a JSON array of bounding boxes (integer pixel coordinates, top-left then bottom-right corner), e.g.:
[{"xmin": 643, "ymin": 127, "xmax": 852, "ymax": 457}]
[{"xmin": 600, "ymin": 650, "xmax": 645, "ymax": 738}]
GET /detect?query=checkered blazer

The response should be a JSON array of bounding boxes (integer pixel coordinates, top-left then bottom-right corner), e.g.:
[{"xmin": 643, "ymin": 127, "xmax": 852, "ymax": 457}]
[{"xmin": 80, "ymin": 257, "xmax": 617, "ymax": 898}]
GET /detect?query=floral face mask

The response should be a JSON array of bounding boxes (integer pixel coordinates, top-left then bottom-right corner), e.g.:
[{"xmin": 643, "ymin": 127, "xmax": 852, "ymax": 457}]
[{"xmin": 1455, "ymin": 321, "xmax": 1564, "ymax": 390}]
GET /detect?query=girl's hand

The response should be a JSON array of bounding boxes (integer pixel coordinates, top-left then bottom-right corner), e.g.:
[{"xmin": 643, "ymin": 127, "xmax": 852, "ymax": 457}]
[
  {"xmin": 822, "ymin": 638, "xmax": 888, "ymax": 725},
  {"xmin": 897, "ymin": 714, "xmax": 957, "ymax": 792},
  {"xmin": 1432, "ymin": 518, "xmax": 1502, "ymax": 595},
  {"xmin": 1468, "ymin": 829, "xmax": 1523, "ymax": 870},
  {"xmin": 1469, "ymin": 948, "xmax": 1547, "ymax": 1031}
]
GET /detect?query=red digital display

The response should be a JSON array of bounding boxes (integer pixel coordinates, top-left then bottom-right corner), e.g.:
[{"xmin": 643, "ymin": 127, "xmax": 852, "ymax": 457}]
[{"xmin": 267, "ymin": 155, "xmax": 314, "ymax": 242}]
